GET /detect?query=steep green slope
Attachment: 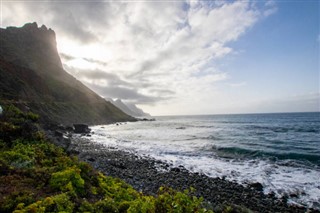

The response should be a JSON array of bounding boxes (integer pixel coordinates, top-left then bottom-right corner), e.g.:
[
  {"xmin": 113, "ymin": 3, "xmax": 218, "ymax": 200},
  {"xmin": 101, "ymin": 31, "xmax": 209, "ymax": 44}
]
[{"xmin": 0, "ymin": 23, "xmax": 135, "ymax": 125}]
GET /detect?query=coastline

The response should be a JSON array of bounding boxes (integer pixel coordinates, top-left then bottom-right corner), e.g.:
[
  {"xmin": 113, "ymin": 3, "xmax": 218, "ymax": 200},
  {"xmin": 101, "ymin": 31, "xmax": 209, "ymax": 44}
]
[{"xmin": 62, "ymin": 135, "xmax": 316, "ymax": 213}]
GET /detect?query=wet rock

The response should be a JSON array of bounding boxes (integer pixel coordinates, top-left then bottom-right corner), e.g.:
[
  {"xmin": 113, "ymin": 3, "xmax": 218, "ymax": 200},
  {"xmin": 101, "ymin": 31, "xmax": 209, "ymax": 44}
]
[
  {"xmin": 74, "ymin": 124, "xmax": 90, "ymax": 134},
  {"xmin": 290, "ymin": 193, "xmax": 299, "ymax": 198},
  {"xmin": 176, "ymin": 127, "xmax": 186, "ymax": 130},
  {"xmin": 57, "ymin": 124, "xmax": 65, "ymax": 131},
  {"xmin": 54, "ymin": 130, "xmax": 64, "ymax": 137},
  {"xmin": 65, "ymin": 125, "xmax": 74, "ymax": 132},
  {"xmin": 170, "ymin": 167, "xmax": 180, "ymax": 173},
  {"xmin": 249, "ymin": 182, "xmax": 264, "ymax": 192},
  {"xmin": 88, "ymin": 157, "xmax": 95, "ymax": 162}
]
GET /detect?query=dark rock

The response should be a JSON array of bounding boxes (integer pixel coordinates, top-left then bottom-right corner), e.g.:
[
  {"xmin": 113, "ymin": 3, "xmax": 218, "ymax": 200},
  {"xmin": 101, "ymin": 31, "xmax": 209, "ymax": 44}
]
[
  {"xmin": 65, "ymin": 126, "xmax": 74, "ymax": 132},
  {"xmin": 290, "ymin": 193, "xmax": 299, "ymax": 198},
  {"xmin": 54, "ymin": 130, "xmax": 64, "ymax": 137},
  {"xmin": 249, "ymin": 182, "xmax": 264, "ymax": 192},
  {"xmin": 138, "ymin": 118, "xmax": 156, "ymax": 122},
  {"xmin": 176, "ymin": 127, "xmax": 186, "ymax": 130},
  {"xmin": 57, "ymin": 124, "xmax": 65, "ymax": 131},
  {"xmin": 268, "ymin": 192, "xmax": 276, "ymax": 198},
  {"xmin": 74, "ymin": 124, "xmax": 90, "ymax": 134},
  {"xmin": 88, "ymin": 158, "xmax": 95, "ymax": 162},
  {"xmin": 171, "ymin": 167, "xmax": 180, "ymax": 173}
]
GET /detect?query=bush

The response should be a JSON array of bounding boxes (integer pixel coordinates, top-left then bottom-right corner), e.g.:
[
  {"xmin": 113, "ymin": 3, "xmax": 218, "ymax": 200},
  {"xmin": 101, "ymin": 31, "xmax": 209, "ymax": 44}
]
[
  {"xmin": 50, "ymin": 167, "xmax": 85, "ymax": 194},
  {"xmin": 154, "ymin": 187, "xmax": 211, "ymax": 213},
  {"xmin": 14, "ymin": 193, "xmax": 74, "ymax": 213}
]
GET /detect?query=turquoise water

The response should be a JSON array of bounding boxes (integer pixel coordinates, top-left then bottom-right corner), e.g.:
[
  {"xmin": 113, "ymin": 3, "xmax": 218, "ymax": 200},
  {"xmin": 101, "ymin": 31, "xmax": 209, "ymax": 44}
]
[{"xmin": 89, "ymin": 112, "xmax": 320, "ymax": 208}]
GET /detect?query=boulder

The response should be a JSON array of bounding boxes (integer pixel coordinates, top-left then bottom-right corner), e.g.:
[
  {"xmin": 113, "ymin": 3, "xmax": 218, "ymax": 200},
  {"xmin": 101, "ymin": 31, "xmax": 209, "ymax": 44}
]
[
  {"xmin": 73, "ymin": 124, "xmax": 90, "ymax": 134},
  {"xmin": 249, "ymin": 182, "xmax": 263, "ymax": 192},
  {"xmin": 54, "ymin": 130, "xmax": 64, "ymax": 137},
  {"xmin": 65, "ymin": 125, "xmax": 74, "ymax": 132},
  {"xmin": 57, "ymin": 124, "xmax": 66, "ymax": 131}
]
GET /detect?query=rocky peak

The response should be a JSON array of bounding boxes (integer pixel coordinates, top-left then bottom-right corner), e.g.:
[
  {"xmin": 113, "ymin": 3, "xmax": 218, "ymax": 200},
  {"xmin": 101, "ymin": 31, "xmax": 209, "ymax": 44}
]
[
  {"xmin": 6, "ymin": 22, "xmax": 56, "ymax": 40},
  {"xmin": 1, "ymin": 22, "xmax": 62, "ymax": 74}
]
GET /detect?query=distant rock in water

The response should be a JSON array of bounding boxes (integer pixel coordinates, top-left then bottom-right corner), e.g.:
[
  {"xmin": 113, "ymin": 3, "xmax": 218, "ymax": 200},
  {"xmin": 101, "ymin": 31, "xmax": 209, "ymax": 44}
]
[
  {"xmin": 0, "ymin": 22, "xmax": 136, "ymax": 125},
  {"xmin": 107, "ymin": 98, "xmax": 151, "ymax": 118}
]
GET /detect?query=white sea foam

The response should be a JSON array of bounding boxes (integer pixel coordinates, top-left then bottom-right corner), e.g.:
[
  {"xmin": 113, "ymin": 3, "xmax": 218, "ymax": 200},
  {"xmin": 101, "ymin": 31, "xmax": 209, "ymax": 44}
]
[{"xmin": 87, "ymin": 116, "xmax": 320, "ymax": 209}]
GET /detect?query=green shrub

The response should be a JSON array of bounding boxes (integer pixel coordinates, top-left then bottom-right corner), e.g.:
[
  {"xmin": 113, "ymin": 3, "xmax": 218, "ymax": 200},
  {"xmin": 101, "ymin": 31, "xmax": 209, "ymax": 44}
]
[
  {"xmin": 50, "ymin": 167, "xmax": 85, "ymax": 194},
  {"xmin": 78, "ymin": 200, "xmax": 94, "ymax": 212},
  {"xmin": 94, "ymin": 197, "xmax": 118, "ymax": 213},
  {"xmin": 14, "ymin": 193, "xmax": 74, "ymax": 213},
  {"xmin": 25, "ymin": 112, "xmax": 39, "ymax": 122},
  {"xmin": 154, "ymin": 187, "xmax": 212, "ymax": 213},
  {"xmin": 127, "ymin": 196, "xmax": 155, "ymax": 213},
  {"xmin": 0, "ymin": 150, "xmax": 34, "ymax": 169},
  {"xmin": 97, "ymin": 173, "xmax": 139, "ymax": 202},
  {"xmin": 1, "ymin": 190, "xmax": 36, "ymax": 213}
]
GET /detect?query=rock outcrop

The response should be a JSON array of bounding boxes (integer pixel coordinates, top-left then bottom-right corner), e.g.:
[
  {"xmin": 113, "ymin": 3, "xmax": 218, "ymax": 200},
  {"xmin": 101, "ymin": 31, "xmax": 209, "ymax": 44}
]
[
  {"xmin": 0, "ymin": 23, "xmax": 136, "ymax": 125},
  {"xmin": 73, "ymin": 124, "xmax": 90, "ymax": 134}
]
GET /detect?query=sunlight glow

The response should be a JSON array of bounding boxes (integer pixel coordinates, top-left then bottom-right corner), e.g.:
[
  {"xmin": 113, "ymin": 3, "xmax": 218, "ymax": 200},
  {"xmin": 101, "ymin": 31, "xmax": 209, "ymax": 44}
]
[
  {"xmin": 57, "ymin": 38, "xmax": 113, "ymax": 63},
  {"xmin": 67, "ymin": 58, "xmax": 96, "ymax": 70}
]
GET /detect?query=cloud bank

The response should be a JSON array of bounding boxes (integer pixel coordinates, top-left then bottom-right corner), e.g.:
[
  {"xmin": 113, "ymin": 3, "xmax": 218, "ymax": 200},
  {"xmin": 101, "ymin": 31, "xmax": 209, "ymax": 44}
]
[{"xmin": 3, "ymin": 0, "xmax": 280, "ymax": 115}]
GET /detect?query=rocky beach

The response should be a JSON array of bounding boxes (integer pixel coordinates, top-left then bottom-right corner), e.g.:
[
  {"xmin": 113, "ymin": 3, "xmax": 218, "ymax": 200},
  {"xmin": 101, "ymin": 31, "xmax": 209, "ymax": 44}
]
[{"xmin": 58, "ymin": 133, "xmax": 318, "ymax": 213}]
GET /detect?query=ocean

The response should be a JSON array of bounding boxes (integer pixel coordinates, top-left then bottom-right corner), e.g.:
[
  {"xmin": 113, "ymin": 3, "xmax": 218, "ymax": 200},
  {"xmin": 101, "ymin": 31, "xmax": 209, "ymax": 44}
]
[{"xmin": 87, "ymin": 112, "xmax": 320, "ymax": 208}]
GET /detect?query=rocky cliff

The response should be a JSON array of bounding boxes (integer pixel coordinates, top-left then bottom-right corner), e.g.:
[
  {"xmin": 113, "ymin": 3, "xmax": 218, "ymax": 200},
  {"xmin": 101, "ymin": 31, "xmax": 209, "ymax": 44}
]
[
  {"xmin": 107, "ymin": 98, "xmax": 151, "ymax": 118},
  {"xmin": 0, "ymin": 22, "xmax": 135, "ymax": 125}
]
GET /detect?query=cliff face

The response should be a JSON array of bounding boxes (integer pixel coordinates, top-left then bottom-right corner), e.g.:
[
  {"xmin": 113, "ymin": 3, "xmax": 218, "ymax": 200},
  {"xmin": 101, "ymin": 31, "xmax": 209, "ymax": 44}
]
[
  {"xmin": 0, "ymin": 22, "xmax": 135, "ymax": 125},
  {"xmin": 0, "ymin": 23, "xmax": 62, "ymax": 74},
  {"xmin": 108, "ymin": 99, "xmax": 151, "ymax": 118}
]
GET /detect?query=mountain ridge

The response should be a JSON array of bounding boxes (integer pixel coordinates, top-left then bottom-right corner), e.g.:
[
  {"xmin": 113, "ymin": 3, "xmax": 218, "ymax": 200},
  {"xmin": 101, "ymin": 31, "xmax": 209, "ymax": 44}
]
[
  {"xmin": 0, "ymin": 22, "xmax": 135, "ymax": 125},
  {"xmin": 107, "ymin": 98, "xmax": 151, "ymax": 118}
]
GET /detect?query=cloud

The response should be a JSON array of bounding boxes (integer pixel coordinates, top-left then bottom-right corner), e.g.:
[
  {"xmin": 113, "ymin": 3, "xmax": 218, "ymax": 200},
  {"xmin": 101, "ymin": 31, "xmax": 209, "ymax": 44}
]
[
  {"xmin": 2, "ymin": 0, "xmax": 277, "ymax": 114},
  {"xmin": 64, "ymin": 65, "xmax": 174, "ymax": 104},
  {"xmin": 263, "ymin": 0, "xmax": 278, "ymax": 17},
  {"xmin": 84, "ymin": 82, "xmax": 170, "ymax": 105},
  {"xmin": 228, "ymin": 81, "xmax": 247, "ymax": 87},
  {"xmin": 61, "ymin": 53, "xmax": 108, "ymax": 67}
]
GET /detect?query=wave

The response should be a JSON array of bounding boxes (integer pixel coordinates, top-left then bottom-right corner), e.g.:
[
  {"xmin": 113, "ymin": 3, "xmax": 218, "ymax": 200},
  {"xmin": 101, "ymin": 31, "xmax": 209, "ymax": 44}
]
[
  {"xmin": 249, "ymin": 125, "xmax": 320, "ymax": 133},
  {"xmin": 212, "ymin": 146, "xmax": 320, "ymax": 165}
]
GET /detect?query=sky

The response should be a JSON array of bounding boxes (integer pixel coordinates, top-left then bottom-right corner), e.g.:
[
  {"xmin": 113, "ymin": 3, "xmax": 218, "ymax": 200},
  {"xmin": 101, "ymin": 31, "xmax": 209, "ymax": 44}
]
[{"xmin": 1, "ymin": 0, "xmax": 319, "ymax": 116}]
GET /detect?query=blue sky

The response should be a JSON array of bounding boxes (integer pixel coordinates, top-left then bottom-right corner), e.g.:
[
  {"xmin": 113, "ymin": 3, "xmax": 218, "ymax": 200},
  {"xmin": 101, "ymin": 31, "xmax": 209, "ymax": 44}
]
[
  {"xmin": 2, "ymin": 0, "xmax": 319, "ymax": 115},
  {"xmin": 223, "ymin": 0, "xmax": 319, "ymax": 113}
]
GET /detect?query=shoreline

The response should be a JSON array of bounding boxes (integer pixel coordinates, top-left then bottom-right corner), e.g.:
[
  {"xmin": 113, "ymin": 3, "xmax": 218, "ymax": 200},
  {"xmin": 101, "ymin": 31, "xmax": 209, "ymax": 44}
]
[{"xmin": 60, "ymin": 134, "xmax": 317, "ymax": 213}]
